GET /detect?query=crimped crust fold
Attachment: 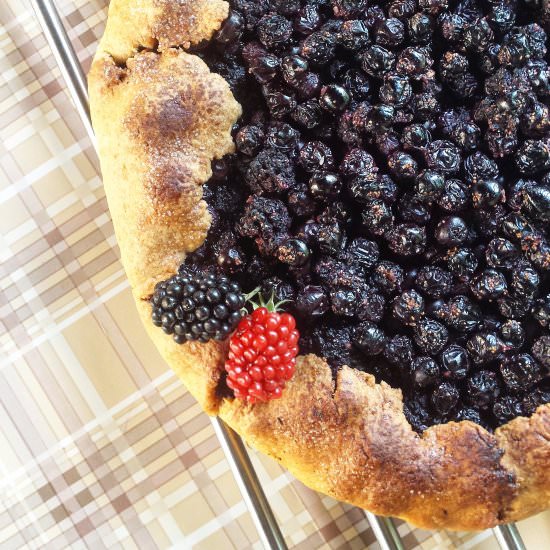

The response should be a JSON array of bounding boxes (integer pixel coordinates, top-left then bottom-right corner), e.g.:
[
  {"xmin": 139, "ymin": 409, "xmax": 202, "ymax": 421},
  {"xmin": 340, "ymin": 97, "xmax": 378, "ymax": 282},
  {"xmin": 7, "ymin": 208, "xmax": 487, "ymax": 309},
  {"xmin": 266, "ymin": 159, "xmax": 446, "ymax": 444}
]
[{"xmin": 89, "ymin": 0, "xmax": 550, "ymax": 530}]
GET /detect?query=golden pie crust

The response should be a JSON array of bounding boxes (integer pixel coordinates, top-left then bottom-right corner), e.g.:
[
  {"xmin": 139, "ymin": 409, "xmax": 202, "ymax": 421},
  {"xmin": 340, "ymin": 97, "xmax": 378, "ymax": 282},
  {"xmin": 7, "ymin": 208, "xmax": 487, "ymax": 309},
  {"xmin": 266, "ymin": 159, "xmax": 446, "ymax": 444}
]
[{"xmin": 89, "ymin": 0, "xmax": 550, "ymax": 530}]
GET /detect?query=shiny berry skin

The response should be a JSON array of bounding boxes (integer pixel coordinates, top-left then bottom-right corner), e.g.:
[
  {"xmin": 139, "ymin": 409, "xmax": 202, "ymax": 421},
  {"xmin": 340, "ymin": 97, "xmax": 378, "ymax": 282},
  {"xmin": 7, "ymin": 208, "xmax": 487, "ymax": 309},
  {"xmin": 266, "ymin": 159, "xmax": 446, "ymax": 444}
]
[
  {"xmin": 471, "ymin": 269, "xmax": 508, "ymax": 301},
  {"xmin": 225, "ymin": 308, "xmax": 299, "ymax": 403},
  {"xmin": 432, "ymin": 381, "xmax": 459, "ymax": 415},
  {"xmin": 151, "ymin": 271, "xmax": 244, "ymax": 344},
  {"xmin": 467, "ymin": 370, "xmax": 500, "ymax": 409},
  {"xmin": 443, "ymin": 295, "xmax": 483, "ymax": 333},
  {"xmin": 320, "ymin": 84, "xmax": 350, "ymax": 112},
  {"xmin": 440, "ymin": 344, "xmax": 470, "ymax": 380},
  {"xmin": 435, "ymin": 216, "xmax": 468, "ymax": 246},
  {"xmin": 393, "ymin": 290, "xmax": 425, "ymax": 326},
  {"xmin": 414, "ymin": 317, "xmax": 449, "ymax": 355},
  {"xmin": 411, "ymin": 356, "xmax": 440, "ymax": 388},
  {"xmin": 276, "ymin": 239, "xmax": 310, "ymax": 266},
  {"xmin": 493, "ymin": 396, "xmax": 523, "ymax": 424},
  {"xmin": 295, "ymin": 285, "xmax": 329, "ymax": 318},
  {"xmin": 415, "ymin": 170, "xmax": 445, "ymax": 202},
  {"xmin": 467, "ymin": 332, "xmax": 508, "ymax": 365},
  {"xmin": 353, "ymin": 322, "xmax": 386, "ymax": 356},
  {"xmin": 500, "ymin": 354, "xmax": 543, "ymax": 392},
  {"xmin": 416, "ymin": 266, "xmax": 452, "ymax": 299},
  {"xmin": 499, "ymin": 320, "xmax": 525, "ymax": 349},
  {"xmin": 532, "ymin": 336, "xmax": 550, "ymax": 369},
  {"xmin": 309, "ymin": 171, "xmax": 342, "ymax": 200},
  {"xmin": 472, "ymin": 179, "xmax": 505, "ymax": 209},
  {"xmin": 387, "ymin": 224, "xmax": 427, "ymax": 256}
]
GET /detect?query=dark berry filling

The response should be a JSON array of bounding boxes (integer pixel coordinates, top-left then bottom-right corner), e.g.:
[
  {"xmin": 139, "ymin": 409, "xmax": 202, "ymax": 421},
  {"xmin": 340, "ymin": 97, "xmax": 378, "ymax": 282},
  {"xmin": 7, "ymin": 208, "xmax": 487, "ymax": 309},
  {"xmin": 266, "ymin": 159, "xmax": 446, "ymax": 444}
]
[{"xmin": 157, "ymin": 0, "xmax": 550, "ymax": 431}]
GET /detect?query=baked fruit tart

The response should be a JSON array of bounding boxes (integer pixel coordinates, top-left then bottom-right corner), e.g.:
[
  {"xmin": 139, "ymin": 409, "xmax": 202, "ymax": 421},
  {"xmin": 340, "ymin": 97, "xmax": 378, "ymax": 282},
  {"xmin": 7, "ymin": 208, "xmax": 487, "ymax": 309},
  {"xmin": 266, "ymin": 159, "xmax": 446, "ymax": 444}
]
[{"xmin": 89, "ymin": 0, "xmax": 550, "ymax": 530}]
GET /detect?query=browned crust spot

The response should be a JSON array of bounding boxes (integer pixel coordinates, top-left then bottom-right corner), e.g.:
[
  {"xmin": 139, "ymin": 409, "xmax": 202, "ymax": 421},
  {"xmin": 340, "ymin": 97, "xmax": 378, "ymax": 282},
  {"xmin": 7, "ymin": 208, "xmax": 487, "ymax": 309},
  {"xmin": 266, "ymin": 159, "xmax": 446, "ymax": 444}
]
[{"xmin": 89, "ymin": 0, "xmax": 550, "ymax": 530}]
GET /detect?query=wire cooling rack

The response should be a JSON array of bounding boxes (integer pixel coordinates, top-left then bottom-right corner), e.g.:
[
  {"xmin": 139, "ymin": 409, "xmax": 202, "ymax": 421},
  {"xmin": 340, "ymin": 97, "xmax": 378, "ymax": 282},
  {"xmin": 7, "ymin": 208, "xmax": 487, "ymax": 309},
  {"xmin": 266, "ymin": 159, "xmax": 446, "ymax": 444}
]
[{"xmin": 29, "ymin": 1, "xmax": 529, "ymax": 548}]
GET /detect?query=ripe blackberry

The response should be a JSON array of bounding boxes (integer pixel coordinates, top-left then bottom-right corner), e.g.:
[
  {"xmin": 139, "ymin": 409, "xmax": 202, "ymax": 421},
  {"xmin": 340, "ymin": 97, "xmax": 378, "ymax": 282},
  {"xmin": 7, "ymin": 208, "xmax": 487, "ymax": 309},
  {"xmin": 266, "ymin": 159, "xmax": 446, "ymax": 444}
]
[
  {"xmin": 299, "ymin": 141, "xmax": 335, "ymax": 173},
  {"xmin": 415, "ymin": 170, "xmax": 445, "ymax": 203},
  {"xmin": 238, "ymin": 196, "xmax": 291, "ymax": 256},
  {"xmin": 533, "ymin": 295, "xmax": 550, "ymax": 327},
  {"xmin": 236, "ymin": 125, "xmax": 265, "ymax": 156},
  {"xmin": 339, "ymin": 20, "xmax": 370, "ymax": 51},
  {"xmin": 500, "ymin": 354, "xmax": 543, "ymax": 392},
  {"xmin": 309, "ymin": 172, "xmax": 343, "ymax": 200},
  {"xmin": 522, "ymin": 185, "xmax": 550, "ymax": 223},
  {"xmin": 346, "ymin": 238, "xmax": 380, "ymax": 270},
  {"xmin": 257, "ymin": 14, "xmax": 293, "ymax": 49},
  {"xmin": 361, "ymin": 45, "xmax": 396, "ymax": 77},
  {"xmin": 372, "ymin": 261, "xmax": 404, "ymax": 295},
  {"xmin": 332, "ymin": 0, "xmax": 368, "ymax": 18},
  {"xmin": 301, "ymin": 30, "xmax": 337, "ymax": 65},
  {"xmin": 437, "ymin": 180, "xmax": 469, "ymax": 212},
  {"xmin": 435, "ymin": 216, "xmax": 468, "ymax": 247},
  {"xmin": 472, "ymin": 179, "xmax": 505, "ymax": 210},
  {"xmin": 292, "ymin": 100, "xmax": 323, "ymax": 129},
  {"xmin": 375, "ymin": 18, "xmax": 405, "ymax": 48},
  {"xmin": 151, "ymin": 270, "xmax": 245, "ymax": 344},
  {"xmin": 357, "ymin": 287, "xmax": 387, "ymax": 322},
  {"xmin": 397, "ymin": 194, "xmax": 431, "ymax": 225},
  {"xmin": 447, "ymin": 247, "xmax": 479, "ymax": 279},
  {"xmin": 277, "ymin": 239, "xmax": 310, "ymax": 267},
  {"xmin": 361, "ymin": 199, "xmax": 395, "ymax": 237},
  {"xmin": 330, "ymin": 288, "xmax": 358, "ymax": 317},
  {"xmin": 408, "ymin": 13, "xmax": 433, "ymax": 44},
  {"xmin": 387, "ymin": 224, "xmax": 427, "ymax": 256},
  {"xmin": 424, "ymin": 140, "xmax": 462, "ymax": 174}
]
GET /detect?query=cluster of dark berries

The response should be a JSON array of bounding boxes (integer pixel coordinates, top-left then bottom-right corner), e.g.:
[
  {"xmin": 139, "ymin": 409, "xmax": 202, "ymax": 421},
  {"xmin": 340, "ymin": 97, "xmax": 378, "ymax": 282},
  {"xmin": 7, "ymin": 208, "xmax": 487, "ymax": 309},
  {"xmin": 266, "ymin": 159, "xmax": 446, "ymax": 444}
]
[
  {"xmin": 173, "ymin": 0, "xmax": 550, "ymax": 430},
  {"xmin": 151, "ymin": 269, "xmax": 245, "ymax": 343}
]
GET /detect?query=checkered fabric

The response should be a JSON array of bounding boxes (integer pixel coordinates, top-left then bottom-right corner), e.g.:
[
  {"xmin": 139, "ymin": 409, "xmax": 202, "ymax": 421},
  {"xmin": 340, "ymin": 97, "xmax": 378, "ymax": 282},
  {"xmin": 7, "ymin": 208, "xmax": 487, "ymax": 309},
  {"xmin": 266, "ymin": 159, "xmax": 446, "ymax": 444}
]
[{"xmin": 1, "ymin": 0, "xmax": 549, "ymax": 548}]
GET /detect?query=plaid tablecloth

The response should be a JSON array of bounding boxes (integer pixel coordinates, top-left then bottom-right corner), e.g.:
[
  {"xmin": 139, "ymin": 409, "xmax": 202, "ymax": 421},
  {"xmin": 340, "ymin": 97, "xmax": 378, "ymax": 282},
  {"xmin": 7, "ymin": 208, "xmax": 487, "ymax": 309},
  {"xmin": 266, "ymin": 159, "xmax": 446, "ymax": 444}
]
[{"xmin": 1, "ymin": 1, "xmax": 549, "ymax": 548}]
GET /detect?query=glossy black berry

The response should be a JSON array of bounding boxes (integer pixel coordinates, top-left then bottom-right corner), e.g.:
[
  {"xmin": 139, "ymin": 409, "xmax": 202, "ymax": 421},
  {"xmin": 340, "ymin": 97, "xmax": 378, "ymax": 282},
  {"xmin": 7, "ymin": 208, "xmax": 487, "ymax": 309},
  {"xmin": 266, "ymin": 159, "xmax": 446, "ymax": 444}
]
[
  {"xmin": 467, "ymin": 370, "xmax": 500, "ymax": 409},
  {"xmin": 435, "ymin": 216, "xmax": 468, "ymax": 246},
  {"xmin": 432, "ymin": 382, "xmax": 459, "ymax": 415},
  {"xmin": 440, "ymin": 344, "xmax": 470, "ymax": 380},
  {"xmin": 295, "ymin": 285, "xmax": 329, "ymax": 317},
  {"xmin": 411, "ymin": 357, "xmax": 440, "ymax": 388},
  {"xmin": 151, "ymin": 271, "xmax": 244, "ymax": 343},
  {"xmin": 413, "ymin": 317, "xmax": 449, "ymax": 355},
  {"xmin": 501, "ymin": 354, "xmax": 543, "ymax": 392},
  {"xmin": 393, "ymin": 290, "xmax": 425, "ymax": 326},
  {"xmin": 532, "ymin": 336, "xmax": 550, "ymax": 369},
  {"xmin": 353, "ymin": 322, "xmax": 387, "ymax": 356},
  {"xmin": 320, "ymin": 84, "xmax": 350, "ymax": 112}
]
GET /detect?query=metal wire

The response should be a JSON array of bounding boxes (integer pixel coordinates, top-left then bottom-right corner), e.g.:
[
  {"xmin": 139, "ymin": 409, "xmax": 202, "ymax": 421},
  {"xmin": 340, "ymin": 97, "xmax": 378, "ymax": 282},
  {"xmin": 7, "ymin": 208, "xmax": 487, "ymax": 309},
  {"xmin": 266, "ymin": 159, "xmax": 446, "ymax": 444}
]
[
  {"xmin": 366, "ymin": 513, "xmax": 405, "ymax": 550},
  {"xmin": 212, "ymin": 418, "xmax": 288, "ymax": 550},
  {"xmin": 494, "ymin": 525, "xmax": 527, "ymax": 550},
  {"xmin": 28, "ymin": 3, "xmax": 528, "ymax": 550}
]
